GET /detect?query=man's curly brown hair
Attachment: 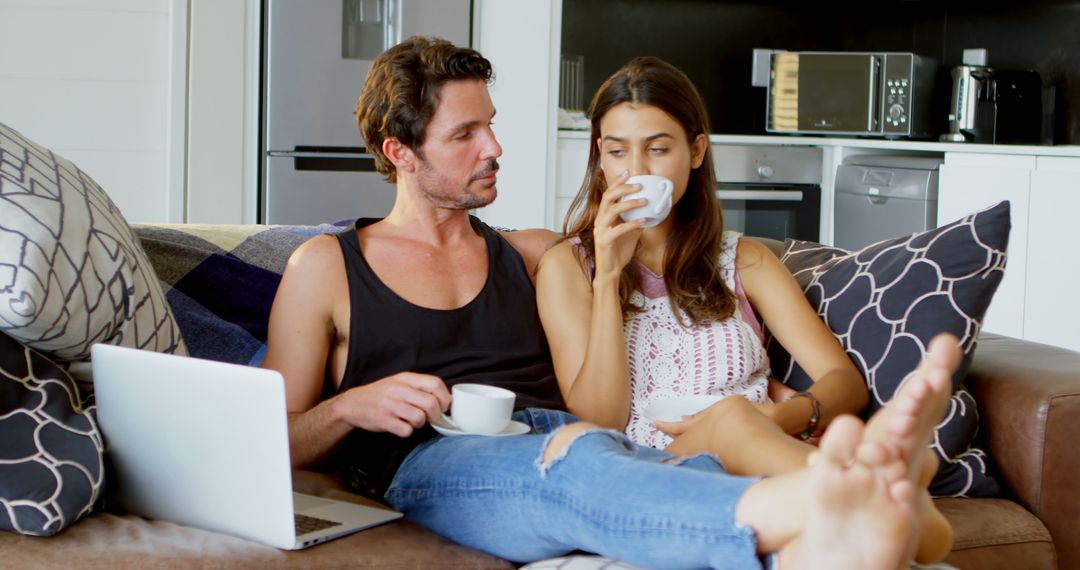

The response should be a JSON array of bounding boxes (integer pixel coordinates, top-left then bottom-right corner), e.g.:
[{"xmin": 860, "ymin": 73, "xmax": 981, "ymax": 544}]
[{"xmin": 356, "ymin": 36, "xmax": 493, "ymax": 183}]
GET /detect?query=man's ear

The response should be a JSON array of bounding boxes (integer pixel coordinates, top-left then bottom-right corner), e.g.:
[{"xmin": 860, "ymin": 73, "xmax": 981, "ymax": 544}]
[
  {"xmin": 383, "ymin": 138, "xmax": 416, "ymax": 173},
  {"xmin": 690, "ymin": 133, "xmax": 708, "ymax": 169}
]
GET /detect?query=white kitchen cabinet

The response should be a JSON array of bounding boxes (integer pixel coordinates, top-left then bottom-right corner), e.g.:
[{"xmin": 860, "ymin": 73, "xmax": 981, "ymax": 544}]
[
  {"xmin": 1025, "ymin": 157, "xmax": 1080, "ymax": 351},
  {"xmin": 938, "ymin": 152, "xmax": 1034, "ymax": 338},
  {"xmin": 553, "ymin": 134, "xmax": 590, "ymax": 229}
]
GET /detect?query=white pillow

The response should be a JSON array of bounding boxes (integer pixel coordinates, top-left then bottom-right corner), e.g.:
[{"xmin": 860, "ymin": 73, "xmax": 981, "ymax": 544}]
[
  {"xmin": 0, "ymin": 122, "xmax": 185, "ymax": 361},
  {"xmin": 521, "ymin": 556, "xmax": 642, "ymax": 570}
]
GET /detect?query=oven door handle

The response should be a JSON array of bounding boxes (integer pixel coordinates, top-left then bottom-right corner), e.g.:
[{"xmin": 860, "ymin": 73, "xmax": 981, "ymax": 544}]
[{"xmin": 715, "ymin": 190, "xmax": 804, "ymax": 201}]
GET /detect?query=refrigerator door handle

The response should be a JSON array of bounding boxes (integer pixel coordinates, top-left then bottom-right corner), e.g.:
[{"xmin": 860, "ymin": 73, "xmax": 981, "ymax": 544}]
[
  {"xmin": 385, "ymin": 0, "xmax": 401, "ymax": 49},
  {"xmin": 267, "ymin": 149, "xmax": 379, "ymax": 173},
  {"xmin": 267, "ymin": 150, "xmax": 376, "ymax": 159}
]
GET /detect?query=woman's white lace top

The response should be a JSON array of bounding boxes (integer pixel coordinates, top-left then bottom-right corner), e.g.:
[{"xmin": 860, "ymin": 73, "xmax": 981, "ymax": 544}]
[{"xmin": 622, "ymin": 231, "xmax": 771, "ymax": 449}]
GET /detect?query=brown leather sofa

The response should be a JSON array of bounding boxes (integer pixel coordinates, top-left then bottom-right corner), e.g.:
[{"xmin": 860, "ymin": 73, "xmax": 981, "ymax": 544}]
[
  {"xmin": 3, "ymin": 332, "xmax": 1075, "ymax": 569},
  {"xmin": 938, "ymin": 333, "xmax": 1080, "ymax": 570},
  {"xmin": 3, "ymin": 220, "xmax": 1076, "ymax": 568}
]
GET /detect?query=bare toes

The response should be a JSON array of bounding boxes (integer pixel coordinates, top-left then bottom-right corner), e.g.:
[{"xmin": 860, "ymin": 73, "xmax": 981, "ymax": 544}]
[
  {"xmin": 819, "ymin": 415, "xmax": 864, "ymax": 466},
  {"xmin": 855, "ymin": 441, "xmax": 891, "ymax": 467},
  {"xmin": 888, "ymin": 479, "xmax": 916, "ymax": 503}
]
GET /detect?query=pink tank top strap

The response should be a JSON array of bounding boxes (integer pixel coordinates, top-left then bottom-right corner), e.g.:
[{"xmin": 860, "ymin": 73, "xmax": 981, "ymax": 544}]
[
  {"xmin": 567, "ymin": 236, "xmax": 596, "ymax": 278},
  {"xmin": 723, "ymin": 232, "xmax": 765, "ymax": 342},
  {"xmin": 733, "ymin": 270, "xmax": 764, "ymax": 342}
]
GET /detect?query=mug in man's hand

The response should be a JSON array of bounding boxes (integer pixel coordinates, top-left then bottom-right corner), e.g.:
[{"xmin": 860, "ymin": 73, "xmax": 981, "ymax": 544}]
[{"xmin": 447, "ymin": 383, "xmax": 515, "ymax": 435}]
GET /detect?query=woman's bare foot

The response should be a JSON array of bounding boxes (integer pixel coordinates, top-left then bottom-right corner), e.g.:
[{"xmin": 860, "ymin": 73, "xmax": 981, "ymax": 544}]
[
  {"xmin": 778, "ymin": 415, "xmax": 917, "ymax": 570},
  {"xmin": 908, "ymin": 450, "xmax": 953, "ymax": 562},
  {"xmin": 914, "ymin": 487, "xmax": 954, "ymax": 563},
  {"xmin": 863, "ymin": 333, "xmax": 961, "ymax": 482},
  {"xmin": 734, "ymin": 334, "xmax": 959, "ymax": 565},
  {"xmin": 857, "ymin": 333, "xmax": 960, "ymax": 563}
]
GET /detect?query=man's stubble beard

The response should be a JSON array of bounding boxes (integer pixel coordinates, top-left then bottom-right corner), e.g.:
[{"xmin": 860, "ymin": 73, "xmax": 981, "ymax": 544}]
[{"xmin": 416, "ymin": 159, "xmax": 499, "ymax": 211}]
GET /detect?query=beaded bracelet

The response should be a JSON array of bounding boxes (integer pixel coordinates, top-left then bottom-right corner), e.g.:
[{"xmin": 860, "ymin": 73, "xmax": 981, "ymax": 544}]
[{"xmin": 788, "ymin": 390, "xmax": 821, "ymax": 441}]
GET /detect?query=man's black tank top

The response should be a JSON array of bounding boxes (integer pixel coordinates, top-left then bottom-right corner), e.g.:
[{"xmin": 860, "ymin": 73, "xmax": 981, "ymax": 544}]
[{"xmin": 326, "ymin": 216, "xmax": 565, "ymax": 497}]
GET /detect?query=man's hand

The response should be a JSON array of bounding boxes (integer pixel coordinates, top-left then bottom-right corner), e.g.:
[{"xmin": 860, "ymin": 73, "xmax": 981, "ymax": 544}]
[{"xmin": 334, "ymin": 372, "xmax": 451, "ymax": 438}]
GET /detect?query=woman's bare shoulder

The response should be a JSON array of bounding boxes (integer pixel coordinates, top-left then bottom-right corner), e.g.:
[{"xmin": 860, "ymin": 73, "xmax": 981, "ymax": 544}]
[
  {"xmin": 538, "ymin": 239, "xmax": 586, "ymax": 271},
  {"xmin": 499, "ymin": 228, "xmax": 560, "ymax": 279},
  {"xmin": 734, "ymin": 235, "xmax": 777, "ymax": 269}
]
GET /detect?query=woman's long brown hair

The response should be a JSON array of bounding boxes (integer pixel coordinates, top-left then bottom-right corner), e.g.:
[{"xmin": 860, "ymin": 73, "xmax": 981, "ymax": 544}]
[{"xmin": 563, "ymin": 56, "xmax": 735, "ymax": 327}]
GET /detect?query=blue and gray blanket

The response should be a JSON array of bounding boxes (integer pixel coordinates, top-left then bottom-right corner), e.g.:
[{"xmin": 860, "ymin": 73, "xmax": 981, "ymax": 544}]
[{"xmin": 132, "ymin": 223, "xmax": 345, "ymax": 366}]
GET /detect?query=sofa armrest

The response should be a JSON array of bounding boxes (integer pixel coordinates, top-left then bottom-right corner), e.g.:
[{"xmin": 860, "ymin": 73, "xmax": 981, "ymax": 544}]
[{"xmin": 968, "ymin": 333, "xmax": 1080, "ymax": 569}]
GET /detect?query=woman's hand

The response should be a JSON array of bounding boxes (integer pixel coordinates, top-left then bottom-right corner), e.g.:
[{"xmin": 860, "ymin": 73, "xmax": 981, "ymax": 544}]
[
  {"xmin": 592, "ymin": 170, "xmax": 646, "ymax": 281},
  {"xmin": 653, "ymin": 400, "xmax": 719, "ymax": 438},
  {"xmin": 767, "ymin": 377, "xmax": 798, "ymax": 402},
  {"xmin": 752, "ymin": 390, "xmax": 823, "ymax": 446},
  {"xmin": 654, "ymin": 412, "xmax": 704, "ymax": 438}
]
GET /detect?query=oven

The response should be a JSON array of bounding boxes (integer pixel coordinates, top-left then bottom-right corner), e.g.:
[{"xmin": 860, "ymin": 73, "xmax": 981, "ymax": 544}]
[{"xmin": 714, "ymin": 145, "xmax": 822, "ymax": 242}]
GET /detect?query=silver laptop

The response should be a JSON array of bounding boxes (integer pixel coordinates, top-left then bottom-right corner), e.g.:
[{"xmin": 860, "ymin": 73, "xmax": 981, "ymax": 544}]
[{"xmin": 91, "ymin": 343, "xmax": 403, "ymax": 550}]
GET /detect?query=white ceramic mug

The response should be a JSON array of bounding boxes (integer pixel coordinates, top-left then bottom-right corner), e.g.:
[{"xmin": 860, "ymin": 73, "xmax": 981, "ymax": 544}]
[
  {"xmin": 447, "ymin": 384, "xmax": 515, "ymax": 435},
  {"xmin": 619, "ymin": 174, "xmax": 674, "ymax": 228}
]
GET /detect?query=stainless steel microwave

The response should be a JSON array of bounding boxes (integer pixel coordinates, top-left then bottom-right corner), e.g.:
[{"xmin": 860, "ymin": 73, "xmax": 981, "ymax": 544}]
[{"xmin": 766, "ymin": 51, "xmax": 937, "ymax": 138}]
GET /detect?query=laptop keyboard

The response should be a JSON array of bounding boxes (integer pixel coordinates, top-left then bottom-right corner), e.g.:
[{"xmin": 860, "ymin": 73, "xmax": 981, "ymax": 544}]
[{"xmin": 295, "ymin": 513, "xmax": 342, "ymax": 535}]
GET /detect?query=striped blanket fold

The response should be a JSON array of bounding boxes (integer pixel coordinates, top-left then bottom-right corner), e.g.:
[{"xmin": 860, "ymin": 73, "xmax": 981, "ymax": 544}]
[{"xmin": 132, "ymin": 223, "xmax": 344, "ymax": 366}]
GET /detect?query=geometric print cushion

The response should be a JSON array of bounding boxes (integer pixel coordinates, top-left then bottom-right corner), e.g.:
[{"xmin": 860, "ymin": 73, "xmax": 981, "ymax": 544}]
[
  {"xmin": 0, "ymin": 331, "xmax": 104, "ymax": 535},
  {"xmin": 767, "ymin": 200, "xmax": 1011, "ymax": 497},
  {"xmin": 0, "ymin": 122, "xmax": 185, "ymax": 362}
]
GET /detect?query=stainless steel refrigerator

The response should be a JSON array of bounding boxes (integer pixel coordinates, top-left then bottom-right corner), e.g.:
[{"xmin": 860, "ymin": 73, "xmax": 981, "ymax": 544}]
[{"xmin": 261, "ymin": 0, "xmax": 472, "ymax": 225}]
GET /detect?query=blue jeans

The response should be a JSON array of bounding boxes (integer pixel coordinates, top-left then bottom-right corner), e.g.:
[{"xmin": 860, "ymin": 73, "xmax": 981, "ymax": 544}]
[{"xmin": 385, "ymin": 409, "xmax": 762, "ymax": 569}]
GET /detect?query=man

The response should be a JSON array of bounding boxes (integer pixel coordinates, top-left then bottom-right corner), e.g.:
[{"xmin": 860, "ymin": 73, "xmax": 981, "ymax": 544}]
[{"xmin": 262, "ymin": 36, "xmax": 956, "ymax": 568}]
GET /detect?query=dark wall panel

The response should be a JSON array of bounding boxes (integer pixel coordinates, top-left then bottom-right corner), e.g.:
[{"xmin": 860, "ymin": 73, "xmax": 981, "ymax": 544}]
[
  {"xmin": 561, "ymin": 0, "xmax": 1080, "ymax": 144},
  {"xmin": 941, "ymin": 3, "xmax": 1080, "ymax": 143}
]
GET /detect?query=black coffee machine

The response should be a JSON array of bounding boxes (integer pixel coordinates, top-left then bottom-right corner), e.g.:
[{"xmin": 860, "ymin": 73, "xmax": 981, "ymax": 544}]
[{"xmin": 940, "ymin": 66, "xmax": 1043, "ymax": 144}]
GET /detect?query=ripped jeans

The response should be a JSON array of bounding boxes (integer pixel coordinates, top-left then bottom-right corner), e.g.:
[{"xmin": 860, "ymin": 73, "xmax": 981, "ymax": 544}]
[{"xmin": 384, "ymin": 408, "xmax": 762, "ymax": 569}]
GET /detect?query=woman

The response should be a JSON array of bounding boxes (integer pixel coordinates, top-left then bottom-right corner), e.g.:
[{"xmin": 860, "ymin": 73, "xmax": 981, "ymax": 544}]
[{"xmin": 535, "ymin": 56, "xmax": 952, "ymax": 563}]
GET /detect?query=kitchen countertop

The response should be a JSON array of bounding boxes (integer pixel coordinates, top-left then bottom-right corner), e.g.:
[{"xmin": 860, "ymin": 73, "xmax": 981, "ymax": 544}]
[{"xmin": 558, "ymin": 129, "xmax": 1080, "ymax": 158}]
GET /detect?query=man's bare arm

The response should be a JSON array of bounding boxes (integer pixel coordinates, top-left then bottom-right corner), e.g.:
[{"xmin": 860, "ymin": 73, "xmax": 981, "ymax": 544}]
[
  {"xmin": 284, "ymin": 372, "xmax": 452, "ymax": 467},
  {"xmin": 262, "ymin": 235, "xmax": 350, "ymax": 467},
  {"xmin": 500, "ymin": 228, "xmax": 560, "ymax": 283},
  {"xmin": 262, "ymin": 235, "xmax": 450, "ymax": 468}
]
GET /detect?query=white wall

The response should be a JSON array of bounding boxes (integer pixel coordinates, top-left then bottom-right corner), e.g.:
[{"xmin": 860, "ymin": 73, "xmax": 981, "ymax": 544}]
[
  {"xmin": 0, "ymin": 0, "xmax": 187, "ymax": 223},
  {"xmin": 473, "ymin": 0, "xmax": 561, "ymax": 230},
  {"xmin": 186, "ymin": 0, "xmax": 259, "ymax": 224},
  {"xmin": 0, "ymin": 1, "xmax": 558, "ymax": 226}
]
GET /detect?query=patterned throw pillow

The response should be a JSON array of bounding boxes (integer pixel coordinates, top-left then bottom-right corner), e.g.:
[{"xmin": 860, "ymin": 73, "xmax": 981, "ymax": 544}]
[
  {"xmin": 0, "ymin": 331, "xmax": 104, "ymax": 535},
  {"xmin": 0, "ymin": 122, "xmax": 184, "ymax": 362},
  {"xmin": 768, "ymin": 200, "xmax": 1010, "ymax": 497}
]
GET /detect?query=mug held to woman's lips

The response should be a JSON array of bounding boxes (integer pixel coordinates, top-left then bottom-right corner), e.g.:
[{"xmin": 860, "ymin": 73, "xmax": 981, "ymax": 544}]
[{"xmin": 618, "ymin": 175, "xmax": 674, "ymax": 228}]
